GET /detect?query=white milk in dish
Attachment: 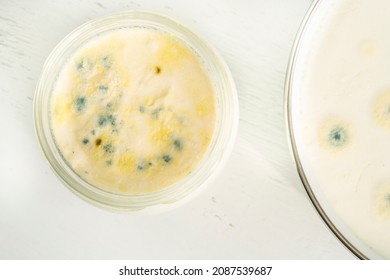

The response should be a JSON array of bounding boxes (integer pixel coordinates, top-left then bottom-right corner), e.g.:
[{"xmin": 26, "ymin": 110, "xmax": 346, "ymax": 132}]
[{"xmin": 292, "ymin": 0, "xmax": 390, "ymax": 258}]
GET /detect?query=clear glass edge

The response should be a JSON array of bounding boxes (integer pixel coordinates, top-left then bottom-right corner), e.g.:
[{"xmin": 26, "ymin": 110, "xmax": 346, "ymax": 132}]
[{"xmin": 283, "ymin": 0, "xmax": 371, "ymax": 259}]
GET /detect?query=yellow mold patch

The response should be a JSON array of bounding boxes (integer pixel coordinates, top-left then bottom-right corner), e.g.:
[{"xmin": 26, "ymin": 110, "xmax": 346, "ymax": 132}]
[
  {"xmin": 116, "ymin": 153, "xmax": 136, "ymax": 173},
  {"xmin": 196, "ymin": 102, "xmax": 209, "ymax": 118},
  {"xmin": 372, "ymin": 88, "xmax": 390, "ymax": 130},
  {"xmin": 51, "ymin": 94, "xmax": 73, "ymax": 125},
  {"xmin": 358, "ymin": 39, "xmax": 377, "ymax": 59},
  {"xmin": 89, "ymin": 132, "xmax": 112, "ymax": 162}
]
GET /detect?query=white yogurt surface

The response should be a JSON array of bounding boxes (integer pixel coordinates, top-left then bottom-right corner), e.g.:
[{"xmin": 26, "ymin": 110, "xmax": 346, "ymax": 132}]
[
  {"xmin": 292, "ymin": 0, "xmax": 390, "ymax": 258},
  {"xmin": 50, "ymin": 28, "xmax": 216, "ymax": 194}
]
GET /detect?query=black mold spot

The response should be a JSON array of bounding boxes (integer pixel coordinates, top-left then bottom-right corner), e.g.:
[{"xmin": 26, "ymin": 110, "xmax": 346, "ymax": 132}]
[
  {"xmin": 97, "ymin": 114, "xmax": 116, "ymax": 127},
  {"xmin": 95, "ymin": 138, "xmax": 102, "ymax": 146},
  {"xmin": 76, "ymin": 58, "xmax": 92, "ymax": 73},
  {"xmin": 100, "ymin": 55, "xmax": 112, "ymax": 69},
  {"xmin": 162, "ymin": 154, "xmax": 172, "ymax": 163},
  {"xmin": 74, "ymin": 96, "xmax": 86, "ymax": 112},
  {"xmin": 107, "ymin": 114, "xmax": 116, "ymax": 126},
  {"xmin": 97, "ymin": 115, "xmax": 107, "ymax": 127},
  {"xmin": 102, "ymin": 143, "xmax": 114, "ymax": 154},
  {"xmin": 137, "ymin": 164, "xmax": 145, "ymax": 171},
  {"xmin": 328, "ymin": 126, "xmax": 348, "ymax": 147},
  {"xmin": 385, "ymin": 193, "xmax": 390, "ymax": 203}
]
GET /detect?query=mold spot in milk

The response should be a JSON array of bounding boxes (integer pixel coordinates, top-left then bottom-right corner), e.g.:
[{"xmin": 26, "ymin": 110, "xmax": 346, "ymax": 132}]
[
  {"xmin": 328, "ymin": 126, "xmax": 348, "ymax": 147},
  {"xmin": 74, "ymin": 96, "xmax": 87, "ymax": 112},
  {"xmin": 373, "ymin": 88, "xmax": 390, "ymax": 130},
  {"xmin": 318, "ymin": 118, "xmax": 351, "ymax": 151},
  {"xmin": 358, "ymin": 39, "xmax": 378, "ymax": 59},
  {"xmin": 375, "ymin": 183, "xmax": 390, "ymax": 218}
]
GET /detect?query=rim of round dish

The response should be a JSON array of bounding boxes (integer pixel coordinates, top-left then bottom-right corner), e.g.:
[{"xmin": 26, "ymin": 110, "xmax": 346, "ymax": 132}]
[
  {"xmin": 284, "ymin": 0, "xmax": 367, "ymax": 259},
  {"xmin": 33, "ymin": 10, "xmax": 239, "ymax": 212}
]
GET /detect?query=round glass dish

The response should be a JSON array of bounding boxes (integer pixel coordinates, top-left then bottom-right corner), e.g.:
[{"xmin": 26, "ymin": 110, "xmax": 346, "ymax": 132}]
[
  {"xmin": 34, "ymin": 11, "xmax": 238, "ymax": 212},
  {"xmin": 286, "ymin": 0, "xmax": 390, "ymax": 259}
]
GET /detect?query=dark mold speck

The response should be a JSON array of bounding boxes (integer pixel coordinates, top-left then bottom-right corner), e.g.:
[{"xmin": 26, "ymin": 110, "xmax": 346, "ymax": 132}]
[
  {"xmin": 162, "ymin": 154, "xmax": 172, "ymax": 163},
  {"xmin": 102, "ymin": 143, "xmax": 114, "ymax": 154},
  {"xmin": 107, "ymin": 114, "xmax": 116, "ymax": 126},
  {"xmin": 97, "ymin": 115, "xmax": 107, "ymax": 127},
  {"xmin": 328, "ymin": 125, "xmax": 348, "ymax": 147},
  {"xmin": 99, "ymin": 85, "xmax": 108, "ymax": 92}
]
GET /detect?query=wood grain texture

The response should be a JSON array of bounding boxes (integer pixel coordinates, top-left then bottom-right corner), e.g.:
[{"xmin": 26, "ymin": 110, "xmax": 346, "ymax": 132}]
[{"xmin": 0, "ymin": 0, "xmax": 354, "ymax": 259}]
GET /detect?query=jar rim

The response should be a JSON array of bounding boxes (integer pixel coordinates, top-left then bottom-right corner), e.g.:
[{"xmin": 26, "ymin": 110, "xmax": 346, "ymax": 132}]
[{"xmin": 34, "ymin": 10, "xmax": 239, "ymax": 212}]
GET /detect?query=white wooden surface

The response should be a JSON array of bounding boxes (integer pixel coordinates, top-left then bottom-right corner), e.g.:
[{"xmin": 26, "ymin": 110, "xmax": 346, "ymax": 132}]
[{"xmin": 0, "ymin": 0, "xmax": 355, "ymax": 259}]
